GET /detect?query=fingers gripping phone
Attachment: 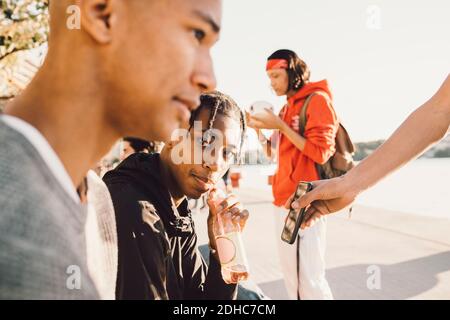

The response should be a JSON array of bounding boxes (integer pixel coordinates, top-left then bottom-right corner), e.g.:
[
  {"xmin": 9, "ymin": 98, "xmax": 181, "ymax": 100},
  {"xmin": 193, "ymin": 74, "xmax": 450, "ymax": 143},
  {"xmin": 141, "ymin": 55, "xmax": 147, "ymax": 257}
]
[{"xmin": 281, "ymin": 182, "xmax": 313, "ymax": 244}]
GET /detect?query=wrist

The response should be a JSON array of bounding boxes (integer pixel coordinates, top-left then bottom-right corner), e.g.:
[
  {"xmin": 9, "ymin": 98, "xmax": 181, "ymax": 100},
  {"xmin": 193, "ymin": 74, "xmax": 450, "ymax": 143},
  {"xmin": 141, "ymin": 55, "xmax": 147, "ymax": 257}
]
[
  {"xmin": 209, "ymin": 242, "xmax": 220, "ymax": 261},
  {"xmin": 341, "ymin": 170, "xmax": 366, "ymax": 197},
  {"xmin": 278, "ymin": 121, "xmax": 288, "ymax": 133},
  {"xmin": 209, "ymin": 241, "xmax": 217, "ymax": 252}
]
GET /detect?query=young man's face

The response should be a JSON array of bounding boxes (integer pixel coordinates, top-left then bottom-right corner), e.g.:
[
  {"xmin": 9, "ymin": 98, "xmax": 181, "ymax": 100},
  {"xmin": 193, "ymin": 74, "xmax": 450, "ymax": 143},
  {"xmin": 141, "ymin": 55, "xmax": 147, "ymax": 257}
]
[
  {"xmin": 267, "ymin": 69, "xmax": 289, "ymax": 96},
  {"xmin": 105, "ymin": 0, "xmax": 222, "ymax": 142},
  {"xmin": 167, "ymin": 108, "xmax": 241, "ymax": 199}
]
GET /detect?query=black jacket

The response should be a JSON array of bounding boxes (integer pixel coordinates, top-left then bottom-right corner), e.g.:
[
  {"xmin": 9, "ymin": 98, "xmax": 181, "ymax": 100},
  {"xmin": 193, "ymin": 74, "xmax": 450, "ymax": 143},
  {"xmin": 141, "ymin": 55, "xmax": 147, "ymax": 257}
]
[{"xmin": 103, "ymin": 153, "xmax": 237, "ymax": 300}]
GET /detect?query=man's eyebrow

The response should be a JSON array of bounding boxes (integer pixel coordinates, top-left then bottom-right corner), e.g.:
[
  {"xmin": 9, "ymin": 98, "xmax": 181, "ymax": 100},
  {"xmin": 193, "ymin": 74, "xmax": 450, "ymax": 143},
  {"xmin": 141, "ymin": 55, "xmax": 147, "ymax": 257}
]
[{"xmin": 193, "ymin": 9, "xmax": 221, "ymax": 33}]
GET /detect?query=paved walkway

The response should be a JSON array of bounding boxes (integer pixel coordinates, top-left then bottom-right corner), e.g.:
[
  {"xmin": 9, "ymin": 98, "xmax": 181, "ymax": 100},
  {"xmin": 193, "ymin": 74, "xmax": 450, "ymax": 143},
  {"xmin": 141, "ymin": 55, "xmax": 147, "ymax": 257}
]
[{"xmin": 193, "ymin": 183, "xmax": 450, "ymax": 300}]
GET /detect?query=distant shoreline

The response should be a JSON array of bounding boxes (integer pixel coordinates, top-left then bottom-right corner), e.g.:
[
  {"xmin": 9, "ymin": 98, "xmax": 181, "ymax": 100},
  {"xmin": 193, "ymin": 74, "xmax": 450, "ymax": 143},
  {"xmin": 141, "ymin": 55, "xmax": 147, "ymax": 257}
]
[{"xmin": 355, "ymin": 135, "xmax": 450, "ymax": 160}]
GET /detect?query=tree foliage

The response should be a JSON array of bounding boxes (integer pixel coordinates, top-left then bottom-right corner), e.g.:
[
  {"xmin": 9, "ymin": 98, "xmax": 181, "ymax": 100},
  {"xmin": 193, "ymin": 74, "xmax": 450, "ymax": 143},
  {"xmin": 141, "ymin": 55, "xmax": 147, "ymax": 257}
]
[
  {"xmin": 0, "ymin": 0, "xmax": 49, "ymax": 106},
  {"xmin": 0, "ymin": 0, "xmax": 49, "ymax": 61}
]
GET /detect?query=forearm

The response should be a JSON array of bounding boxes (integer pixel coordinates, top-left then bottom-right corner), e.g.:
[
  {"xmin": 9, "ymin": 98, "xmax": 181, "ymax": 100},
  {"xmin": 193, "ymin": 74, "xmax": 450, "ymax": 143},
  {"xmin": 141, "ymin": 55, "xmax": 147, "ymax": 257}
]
[
  {"xmin": 256, "ymin": 130, "xmax": 276, "ymax": 160},
  {"xmin": 346, "ymin": 82, "xmax": 450, "ymax": 194},
  {"xmin": 183, "ymin": 240, "xmax": 236, "ymax": 299},
  {"xmin": 279, "ymin": 121, "xmax": 306, "ymax": 151},
  {"xmin": 204, "ymin": 252, "xmax": 237, "ymax": 300}
]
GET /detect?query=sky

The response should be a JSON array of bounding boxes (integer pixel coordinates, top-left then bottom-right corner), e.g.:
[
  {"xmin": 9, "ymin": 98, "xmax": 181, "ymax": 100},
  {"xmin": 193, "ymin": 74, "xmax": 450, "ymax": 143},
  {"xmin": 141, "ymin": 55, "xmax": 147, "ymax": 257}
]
[{"xmin": 212, "ymin": 0, "xmax": 450, "ymax": 142}]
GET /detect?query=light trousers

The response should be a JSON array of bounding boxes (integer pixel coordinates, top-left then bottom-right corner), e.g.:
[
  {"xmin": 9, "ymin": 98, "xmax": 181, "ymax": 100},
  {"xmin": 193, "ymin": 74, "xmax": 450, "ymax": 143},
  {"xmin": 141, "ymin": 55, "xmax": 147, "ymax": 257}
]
[{"xmin": 273, "ymin": 205, "xmax": 333, "ymax": 300}]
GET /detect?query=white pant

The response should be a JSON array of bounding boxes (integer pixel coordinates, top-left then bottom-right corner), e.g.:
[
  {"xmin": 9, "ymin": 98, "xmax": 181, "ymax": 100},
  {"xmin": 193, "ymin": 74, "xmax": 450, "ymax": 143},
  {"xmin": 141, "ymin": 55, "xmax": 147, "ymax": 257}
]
[{"xmin": 273, "ymin": 205, "xmax": 333, "ymax": 300}]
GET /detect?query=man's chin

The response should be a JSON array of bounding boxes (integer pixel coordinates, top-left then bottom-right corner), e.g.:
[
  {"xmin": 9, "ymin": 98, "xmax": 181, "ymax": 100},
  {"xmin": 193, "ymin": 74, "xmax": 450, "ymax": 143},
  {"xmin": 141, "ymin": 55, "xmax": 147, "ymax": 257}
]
[
  {"xmin": 156, "ymin": 124, "xmax": 178, "ymax": 143},
  {"xmin": 187, "ymin": 189, "xmax": 208, "ymax": 200}
]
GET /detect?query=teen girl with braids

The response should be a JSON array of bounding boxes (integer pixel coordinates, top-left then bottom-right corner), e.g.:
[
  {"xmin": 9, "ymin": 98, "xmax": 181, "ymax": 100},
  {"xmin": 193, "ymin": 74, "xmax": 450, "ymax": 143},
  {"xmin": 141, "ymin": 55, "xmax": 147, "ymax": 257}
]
[
  {"xmin": 104, "ymin": 91, "xmax": 249, "ymax": 300},
  {"xmin": 248, "ymin": 49, "xmax": 337, "ymax": 300}
]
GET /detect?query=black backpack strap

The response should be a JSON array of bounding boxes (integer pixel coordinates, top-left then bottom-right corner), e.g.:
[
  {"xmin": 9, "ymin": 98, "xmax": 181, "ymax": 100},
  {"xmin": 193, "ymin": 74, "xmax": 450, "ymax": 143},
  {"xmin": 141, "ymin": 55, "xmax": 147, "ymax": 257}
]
[{"xmin": 296, "ymin": 234, "xmax": 301, "ymax": 300}]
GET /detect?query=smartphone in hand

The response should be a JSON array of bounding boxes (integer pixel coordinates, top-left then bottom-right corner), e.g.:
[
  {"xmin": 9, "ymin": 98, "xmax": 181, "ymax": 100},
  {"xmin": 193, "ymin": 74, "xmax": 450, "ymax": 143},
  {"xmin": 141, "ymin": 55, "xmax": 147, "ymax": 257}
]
[{"xmin": 281, "ymin": 182, "xmax": 313, "ymax": 244}]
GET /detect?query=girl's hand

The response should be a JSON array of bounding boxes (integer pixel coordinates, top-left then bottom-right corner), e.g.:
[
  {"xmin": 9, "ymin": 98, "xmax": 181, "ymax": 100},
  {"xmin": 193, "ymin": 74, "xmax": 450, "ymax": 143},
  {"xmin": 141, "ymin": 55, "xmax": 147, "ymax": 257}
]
[{"xmin": 248, "ymin": 108, "xmax": 283, "ymax": 130}]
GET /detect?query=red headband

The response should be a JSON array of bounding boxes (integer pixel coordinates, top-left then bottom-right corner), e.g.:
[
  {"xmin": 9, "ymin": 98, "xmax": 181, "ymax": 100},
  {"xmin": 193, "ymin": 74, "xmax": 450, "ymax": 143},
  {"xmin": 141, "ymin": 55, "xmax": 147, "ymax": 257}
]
[{"xmin": 266, "ymin": 59, "xmax": 288, "ymax": 71}]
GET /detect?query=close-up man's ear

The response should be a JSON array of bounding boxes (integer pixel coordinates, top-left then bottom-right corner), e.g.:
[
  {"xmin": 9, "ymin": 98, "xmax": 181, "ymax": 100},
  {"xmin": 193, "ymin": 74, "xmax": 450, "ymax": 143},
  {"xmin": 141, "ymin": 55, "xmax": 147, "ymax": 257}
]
[{"xmin": 78, "ymin": 0, "xmax": 114, "ymax": 44}]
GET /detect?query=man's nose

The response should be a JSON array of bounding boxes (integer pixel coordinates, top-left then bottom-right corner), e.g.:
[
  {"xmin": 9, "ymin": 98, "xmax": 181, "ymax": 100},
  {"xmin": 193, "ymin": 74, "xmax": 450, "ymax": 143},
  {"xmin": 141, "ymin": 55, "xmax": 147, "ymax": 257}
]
[
  {"xmin": 192, "ymin": 51, "xmax": 217, "ymax": 93},
  {"xmin": 203, "ymin": 149, "xmax": 225, "ymax": 173}
]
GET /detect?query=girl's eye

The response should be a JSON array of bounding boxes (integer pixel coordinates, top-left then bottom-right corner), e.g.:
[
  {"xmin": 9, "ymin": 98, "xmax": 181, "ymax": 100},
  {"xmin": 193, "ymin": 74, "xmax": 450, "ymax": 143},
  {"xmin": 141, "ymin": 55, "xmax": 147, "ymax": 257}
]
[
  {"xmin": 196, "ymin": 137, "xmax": 213, "ymax": 150},
  {"xmin": 204, "ymin": 142, "xmax": 213, "ymax": 150},
  {"xmin": 223, "ymin": 149, "xmax": 237, "ymax": 161},
  {"xmin": 195, "ymin": 137, "xmax": 203, "ymax": 146},
  {"xmin": 193, "ymin": 29, "xmax": 206, "ymax": 42}
]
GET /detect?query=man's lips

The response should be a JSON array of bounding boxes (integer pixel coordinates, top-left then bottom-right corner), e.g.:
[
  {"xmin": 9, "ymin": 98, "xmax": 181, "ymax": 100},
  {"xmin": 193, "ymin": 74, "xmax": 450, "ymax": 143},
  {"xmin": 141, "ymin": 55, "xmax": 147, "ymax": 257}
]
[
  {"xmin": 173, "ymin": 96, "xmax": 200, "ymax": 126},
  {"xmin": 173, "ymin": 99, "xmax": 191, "ymax": 124},
  {"xmin": 191, "ymin": 173, "xmax": 215, "ymax": 189},
  {"xmin": 174, "ymin": 97, "xmax": 200, "ymax": 112}
]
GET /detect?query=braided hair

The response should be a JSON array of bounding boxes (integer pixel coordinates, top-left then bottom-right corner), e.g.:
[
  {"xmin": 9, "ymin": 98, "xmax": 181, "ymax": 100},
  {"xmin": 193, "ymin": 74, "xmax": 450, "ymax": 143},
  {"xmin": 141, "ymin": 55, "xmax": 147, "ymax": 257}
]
[{"xmin": 189, "ymin": 91, "xmax": 247, "ymax": 164}]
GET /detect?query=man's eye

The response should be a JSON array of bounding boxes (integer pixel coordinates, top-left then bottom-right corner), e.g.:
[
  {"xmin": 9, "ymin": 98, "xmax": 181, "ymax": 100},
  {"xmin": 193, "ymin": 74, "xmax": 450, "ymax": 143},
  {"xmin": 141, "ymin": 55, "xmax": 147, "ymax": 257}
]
[{"xmin": 193, "ymin": 29, "xmax": 206, "ymax": 42}]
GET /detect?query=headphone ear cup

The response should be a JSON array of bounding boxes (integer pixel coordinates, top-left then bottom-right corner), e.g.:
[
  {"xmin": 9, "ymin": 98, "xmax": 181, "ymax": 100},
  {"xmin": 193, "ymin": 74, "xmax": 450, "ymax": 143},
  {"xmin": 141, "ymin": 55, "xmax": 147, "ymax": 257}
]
[
  {"xmin": 295, "ymin": 75, "xmax": 302, "ymax": 90},
  {"xmin": 298, "ymin": 65, "xmax": 305, "ymax": 82},
  {"xmin": 291, "ymin": 64, "xmax": 303, "ymax": 90}
]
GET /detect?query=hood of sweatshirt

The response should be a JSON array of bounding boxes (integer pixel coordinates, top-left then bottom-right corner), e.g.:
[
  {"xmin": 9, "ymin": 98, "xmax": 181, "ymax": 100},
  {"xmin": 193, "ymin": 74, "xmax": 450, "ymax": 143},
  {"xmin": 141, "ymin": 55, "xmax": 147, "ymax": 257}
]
[{"xmin": 288, "ymin": 79, "xmax": 332, "ymax": 105}]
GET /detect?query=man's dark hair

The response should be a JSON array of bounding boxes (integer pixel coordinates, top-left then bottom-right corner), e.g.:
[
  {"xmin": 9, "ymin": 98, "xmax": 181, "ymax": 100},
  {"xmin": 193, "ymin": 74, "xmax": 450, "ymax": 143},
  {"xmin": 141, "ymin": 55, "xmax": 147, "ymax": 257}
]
[
  {"xmin": 123, "ymin": 137, "xmax": 152, "ymax": 153},
  {"xmin": 267, "ymin": 49, "xmax": 311, "ymax": 91},
  {"xmin": 189, "ymin": 91, "xmax": 246, "ymax": 163}
]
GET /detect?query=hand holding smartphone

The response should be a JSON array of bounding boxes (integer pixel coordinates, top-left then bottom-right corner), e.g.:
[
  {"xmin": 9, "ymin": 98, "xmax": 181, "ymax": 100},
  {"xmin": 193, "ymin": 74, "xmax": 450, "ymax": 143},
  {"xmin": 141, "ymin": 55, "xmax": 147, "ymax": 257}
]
[{"xmin": 281, "ymin": 182, "xmax": 313, "ymax": 244}]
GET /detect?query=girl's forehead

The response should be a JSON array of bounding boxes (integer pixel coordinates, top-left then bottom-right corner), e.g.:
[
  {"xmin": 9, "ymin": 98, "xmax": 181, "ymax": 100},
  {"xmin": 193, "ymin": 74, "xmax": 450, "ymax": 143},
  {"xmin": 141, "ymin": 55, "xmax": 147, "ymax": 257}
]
[
  {"xmin": 193, "ymin": 109, "xmax": 241, "ymax": 143},
  {"xmin": 195, "ymin": 107, "xmax": 236, "ymax": 128},
  {"xmin": 267, "ymin": 69, "xmax": 286, "ymax": 76}
]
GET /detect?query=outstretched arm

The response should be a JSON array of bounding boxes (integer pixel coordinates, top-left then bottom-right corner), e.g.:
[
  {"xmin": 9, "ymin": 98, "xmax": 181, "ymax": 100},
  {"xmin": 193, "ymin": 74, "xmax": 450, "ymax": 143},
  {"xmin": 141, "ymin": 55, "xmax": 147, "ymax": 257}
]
[{"xmin": 289, "ymin": 74, "xmax": 450, "ymax": 229}]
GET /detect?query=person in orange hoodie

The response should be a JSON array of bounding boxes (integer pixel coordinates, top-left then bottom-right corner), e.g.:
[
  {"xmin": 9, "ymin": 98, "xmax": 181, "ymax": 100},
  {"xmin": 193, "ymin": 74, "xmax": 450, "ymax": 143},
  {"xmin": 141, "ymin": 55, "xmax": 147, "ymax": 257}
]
[{"xmin": 248, "ymin": 49, "xmax": 337, "ymax": 300}]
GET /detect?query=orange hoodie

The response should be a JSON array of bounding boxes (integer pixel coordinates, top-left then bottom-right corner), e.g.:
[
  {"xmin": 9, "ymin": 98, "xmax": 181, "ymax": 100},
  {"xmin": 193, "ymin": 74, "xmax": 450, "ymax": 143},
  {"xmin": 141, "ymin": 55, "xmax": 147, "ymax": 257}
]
[{"xmin": 272, "ymin": 79, "xmax": 338, "ymax": 207}]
